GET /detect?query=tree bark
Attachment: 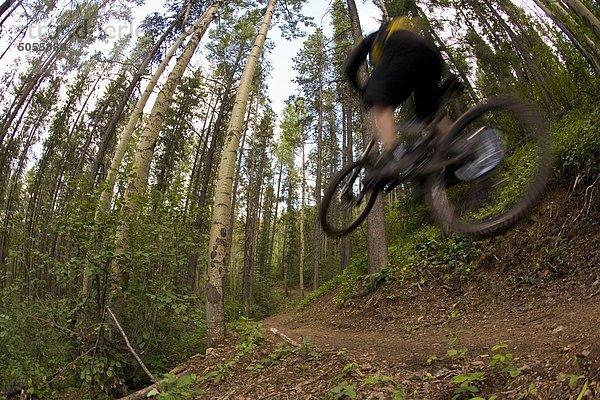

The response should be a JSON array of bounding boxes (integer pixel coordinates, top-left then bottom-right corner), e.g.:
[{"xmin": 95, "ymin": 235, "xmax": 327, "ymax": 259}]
[
  {"xmin": 533, "ymin": 0, "xmax": 600, "ymax": 74},
  {"xmin": 206, "ymin": 0, "xmax": 277, "ymax": 347},
  {"xmin": 0, "ymin": 0, "xmax": 109, "ymax": 145},
  {"xmin": 95, "ymin": 8, "xmax": 202, "ymax": 215},
  {"xmin": 109, "ymin": 1, "xmax": 222, "ymax": 314},
  {"xmin": 299, "ymin": 140, "xmax": 306, "ymax": 298},
  {"xmin": 340, "ymin": 102, "xmax": 353, "ymax": 271},
  {"xmin": 483, "ymin": 0, "xmax": 554, "ymax": 111},
  {"xmin": 91, "ymin": 10, "xmax": 183, "ymax": 182},
  {"xmin": 0, "ymin": 0, "xmax": 22, "ymax": 32},
  {"xmin": 562, "ymin": 0, "xmax": 600, "ymax": 39},
  {"xmin": 313, "ymin": 71, "xmax": 323, "ymax": 291},
  {"xmin": 346, "ymin": 0, "xmax": 389, "ymax": 274},
  {"xmin": 243, "ymin": 110, "xmax": 260, "ymax": 316}
]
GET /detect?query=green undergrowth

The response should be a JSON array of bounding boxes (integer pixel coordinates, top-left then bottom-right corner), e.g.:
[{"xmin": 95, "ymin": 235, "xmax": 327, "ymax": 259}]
[
  {"xmin": 295, "ymin": 197, "xmax": 483, "ymax": 310},
  {"xmin": 552, "ymin": 98, "xmax": 600, "ymax": 184}
]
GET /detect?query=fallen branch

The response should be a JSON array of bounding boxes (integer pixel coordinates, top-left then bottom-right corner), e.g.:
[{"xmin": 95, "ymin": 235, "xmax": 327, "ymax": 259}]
[
  {"xmin": 117, "ymin": 363, "xmax": 192, "ymax": 400},
  {"xmin": 573, "ymin": 176, "xmax": 599, "ymax": 223},
  {"xmin": 107, "ymin": 306, "xmax": 157, "ymax": 384},
  {"xmin": 586, "ymin": 289, "xmax": 600, "ymax": 300},
  {"xmin": 269, "ymin": 327, "xmax": 300, "ymax": 347}
]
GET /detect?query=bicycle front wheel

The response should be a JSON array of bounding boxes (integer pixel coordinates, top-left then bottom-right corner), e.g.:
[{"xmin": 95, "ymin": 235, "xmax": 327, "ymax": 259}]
[
  {"xmin": 425, "ymin": 96, "xmax": 553, "ymax": 237},
  {"xmin": 319, "ymin": 160, "xmax": 378, "ymax": 237}
]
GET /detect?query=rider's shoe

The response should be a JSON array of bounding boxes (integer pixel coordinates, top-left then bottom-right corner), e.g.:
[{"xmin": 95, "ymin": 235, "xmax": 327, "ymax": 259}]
[
  {"xmin": 364, "ymin": 144, "xmax": 405, "ymax": 187},
  {"xmin": 455, "ymin": 128, "xmax": 505, "ymax": 181}
]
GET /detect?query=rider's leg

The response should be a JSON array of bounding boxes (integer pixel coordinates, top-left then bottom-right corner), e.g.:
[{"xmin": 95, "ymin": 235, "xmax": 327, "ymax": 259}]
[
  {"xmin": 372, "ymin": 105, "xmax": 398, "ymax": 151},
  {"xmin": 413, "ymin": 42, "xmax": 448, "ymax": 137}
]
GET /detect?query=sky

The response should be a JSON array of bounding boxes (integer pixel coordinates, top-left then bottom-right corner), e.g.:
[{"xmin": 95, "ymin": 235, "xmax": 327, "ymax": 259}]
[
  {"xmin": 266, "ymin": 0, "xmax": 381, "ymax": 115},
  {"xmin": 0, "ymin": 0, "xmax": 382, "ymax": 126},
  {"xmin": 126, "ymin": 0, "xmax": 382, "ymax": 116}
]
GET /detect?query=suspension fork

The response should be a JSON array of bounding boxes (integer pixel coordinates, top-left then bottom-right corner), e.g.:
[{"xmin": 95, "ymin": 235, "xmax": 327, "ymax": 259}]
[{"xmin": 340, "ymin": 137, "xmax": 378, "ymax": 204}]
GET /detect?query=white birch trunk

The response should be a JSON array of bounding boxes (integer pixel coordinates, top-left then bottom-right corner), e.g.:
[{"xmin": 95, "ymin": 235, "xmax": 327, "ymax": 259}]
[
  {"xmin": 562, "ymin": 0, "xmax": 600, "ymax": 40},
  {"xmin": 96, "ymin": 4, "xmax": 215, "ymax": 214},
  {"xmin": 108, "ymin": 1, "xmax": 221, "ymax": 312},
  {"xmin": 205, "ymin": 0, "xmax": 278, "ymax": 347}
]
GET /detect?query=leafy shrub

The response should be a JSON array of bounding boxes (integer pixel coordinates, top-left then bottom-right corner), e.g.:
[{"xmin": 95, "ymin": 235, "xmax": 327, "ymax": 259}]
[
  {"xmin": 552, "ymin": 100, "xmax": 600, "ymax": 183},
  {"xmin": 0, "ymin": 292, "xmax": 78, "ymax": 399},
  {"xmin": 147, "ymin": 373, "xmax": 203, "ymax": 400},
  {"xmin": 389, "ymin": 223, "xmax": 480, "ymax": 285}
]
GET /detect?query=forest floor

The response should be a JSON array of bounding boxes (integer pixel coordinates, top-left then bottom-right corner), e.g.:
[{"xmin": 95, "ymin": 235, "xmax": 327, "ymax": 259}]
[{"xmin": 144, "ymin": 185, "xmax": 600, "ymax": 400}]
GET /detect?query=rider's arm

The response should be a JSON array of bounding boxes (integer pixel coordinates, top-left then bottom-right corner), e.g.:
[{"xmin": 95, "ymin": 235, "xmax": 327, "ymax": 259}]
[{"xmin": 343, "ymin": 32, "xmax": 376, "ymax": 93}]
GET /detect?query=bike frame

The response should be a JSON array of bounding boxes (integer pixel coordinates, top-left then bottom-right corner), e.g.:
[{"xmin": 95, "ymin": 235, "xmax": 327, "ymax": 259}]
[{"xmin": 343, "ymin": 76, "xmax": 468, "ymax": 204}]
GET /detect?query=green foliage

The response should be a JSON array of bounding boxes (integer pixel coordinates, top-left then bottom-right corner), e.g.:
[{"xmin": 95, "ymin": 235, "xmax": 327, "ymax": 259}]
[
  {"xmin": 329, "ymin": 381, "xmax": 357, "ymax": 399},
  {"xmin": 363, "ymin": 374, "xmax": 393, "ymax": 385},
  {"xmin": 388, "ymin": 222, "xmax": 480, "ymax": 286},
  {"xmin": 451, "ymin": 372, "xmax": 486, "ymax": 400},
  {"xmin": 198, "ymin": 320, "xmax": 266, "ymax": 385},
  {"xmin": 341, "ymin": 361, "xmax": 359, "ymax": 375},
  {"xmin": 556, "ymin": 373, "xmax": 586, "ymax": 390},
  {"xmin": 447, "ymin": 332, "xmax": 469, "ymax": 358},
  {"xmin": 234, "ymin": 319, "xmax": 265, "ymax": 356},
  {"xmin": 391, "ymin": 389, "xmax": 409, "ymax": 400},
  {"xmin": 516, "ymin": 383, "xmax": 538, "ymax": 399},
  {"xmin": 296, "ymin": 337, "xmax": 320, "ymax": 361},
  {"xmin": 488, "ymin": 344, "xmax": 520, "ymax": 377},
  {"xmin": 298, "ymin": 273, "xmax": 345, "ymax": 308},
  {"xmin": 297, "ymin": 262, "xmax": 365, "ymax": 309},
  {"xmin": 146, "ymin": 374, "xmax": 203, "ymax": 400},
  {"xmin": 469, "ymin": 143, "xmax": 539, "ymax": 221},
  {"xmin": 0, "ymin": 293, "xmax": 82, "ymax": 398},
  {"xmin": 552, "ymin": 100, "xmax": 600, "ymax": 183},
  {"xmin": 198, "ymin": 361, "xmax": 235, "ymax": 385},
  {"xmin": 270, "ymin": 342, "xmax": 294, "ymax": 361}
]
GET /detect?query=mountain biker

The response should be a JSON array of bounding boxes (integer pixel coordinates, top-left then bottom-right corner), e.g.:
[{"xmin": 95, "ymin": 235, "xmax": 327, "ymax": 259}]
[{"xmin": 344, "ymin": 16, "xmax": 448, "ymax": 184}]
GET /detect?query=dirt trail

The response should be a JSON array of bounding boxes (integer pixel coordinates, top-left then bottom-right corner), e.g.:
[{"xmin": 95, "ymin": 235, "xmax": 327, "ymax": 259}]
[
  {"xmin": 263, "ymin": 283, "xmax": 600, "ymax": 370},
  {"xmin": 190, "ymin": 188, "xmax": 600, "ymax": 399},
  {"xmin": 262, "ymin": 188, "xmax": 600, "ymax": 379}
]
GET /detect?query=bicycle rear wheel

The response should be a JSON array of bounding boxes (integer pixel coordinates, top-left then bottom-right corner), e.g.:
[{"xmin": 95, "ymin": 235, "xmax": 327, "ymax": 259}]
[
  {"xmin": 425, "ymin": 96, "xmax": 553, "ymax": 237},
  {"xmin": 319, "ymin": 160, "xmax": 378, "ymax": 237}
]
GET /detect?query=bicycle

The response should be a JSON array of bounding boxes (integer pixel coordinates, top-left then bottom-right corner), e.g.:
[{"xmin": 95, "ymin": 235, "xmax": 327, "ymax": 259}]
[{"xmin": 318, "ymin": 77, "xmax": 553, "ymax": 238}]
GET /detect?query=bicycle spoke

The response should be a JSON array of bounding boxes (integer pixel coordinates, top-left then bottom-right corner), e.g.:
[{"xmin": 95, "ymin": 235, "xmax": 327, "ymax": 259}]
[
  {"xmin": 426, "ymin": 96, "xmax": 552, "ymax": 237},
  {"xmin": 319, "ymin": 161, "xmax": 377, "ymax": 237}
]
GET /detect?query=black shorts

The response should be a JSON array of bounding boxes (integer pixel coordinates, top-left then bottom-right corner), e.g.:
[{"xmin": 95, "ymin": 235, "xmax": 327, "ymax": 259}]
[{"xmin": 363, "ymin": 30, "xmax": 443, "ymax": 119}]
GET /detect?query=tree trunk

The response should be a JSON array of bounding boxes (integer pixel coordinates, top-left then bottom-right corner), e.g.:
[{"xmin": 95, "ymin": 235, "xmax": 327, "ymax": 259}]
[
  {"xmin": 340, "ymin": 103, "xmax": 352, "ymax": 271},
  {"xmin": 95, "ymin": 10, "xmax": 201, "ymax": 215},
  {"xmin": 242, "ymin": 110, "xmax": 260, "ymax": 316},
  {"xmin": 346, "ymin": 0, "xmax": 389, "ymax": 274},
  {"xmin": 0, "ymin": 0, "xmax": 109, "ymax": 145},
  {"xmin": 376, "ymin": 0, "xmax": 390, "ymax": 20},
  {"xmin": 533, "ymin": 0, "xmax": 600, "ymax": 74},
  {"xmin": 313, "ymin": 74, "xmax": 323, "ymax": 291},
  {"xmin": 206, "ymin": 0, "xmax": 277, "ymax": 347},
  {"xmin": 0, "ymin": 0, "xmax": 19, "ymax": 23},
  {"xmin": 562, "ymin": 0, "xmax": 600, "ymax": 39},
  {"xmin": 269, "ymin": 161, "xmax": 283, "ymax": 268},
  {"xmin": 91, "ymin": 11, "xmax": 183, "ymax": 182},
  {"xmin": 109, "ymin": 1, "xmax": 221, "ymax": 315},
  {"xmin": 483, "ymin": 0, "xmax": 555, "ymax": 111},
  {"xmin": 299, "ymin": 141, "xmax": 306, "ymax": 298}
]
